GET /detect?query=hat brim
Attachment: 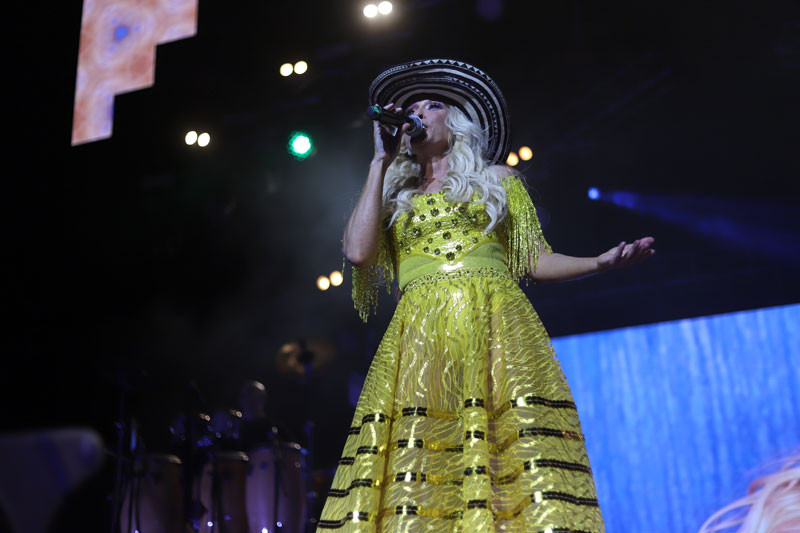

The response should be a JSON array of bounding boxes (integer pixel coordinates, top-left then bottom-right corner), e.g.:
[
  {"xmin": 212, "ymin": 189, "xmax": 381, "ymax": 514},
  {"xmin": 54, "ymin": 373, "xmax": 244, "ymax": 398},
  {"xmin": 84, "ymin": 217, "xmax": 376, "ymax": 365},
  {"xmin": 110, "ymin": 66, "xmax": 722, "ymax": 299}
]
[{"xmin": 369, "ymin": 59, "xmax": 511, "ymax": 165}]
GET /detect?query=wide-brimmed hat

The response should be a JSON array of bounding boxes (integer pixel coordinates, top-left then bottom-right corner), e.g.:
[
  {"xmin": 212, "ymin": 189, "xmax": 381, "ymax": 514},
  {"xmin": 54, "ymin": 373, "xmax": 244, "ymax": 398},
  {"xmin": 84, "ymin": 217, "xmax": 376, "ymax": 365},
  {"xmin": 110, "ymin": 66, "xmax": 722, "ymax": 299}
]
[{"xmin": 368, "ymin": 59, "xmax": 511, "ymax": 165}]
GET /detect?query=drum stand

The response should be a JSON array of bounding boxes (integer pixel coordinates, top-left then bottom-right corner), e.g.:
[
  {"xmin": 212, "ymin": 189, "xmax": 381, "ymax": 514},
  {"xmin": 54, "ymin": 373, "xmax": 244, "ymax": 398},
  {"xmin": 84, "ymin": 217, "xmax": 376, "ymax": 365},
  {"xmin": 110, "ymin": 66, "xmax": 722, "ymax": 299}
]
[
  {"xmin": 109, "ymin": 387, "xmax": 127, "ymax": 533},
  {"xmin": 110, "ymin": 371, "xmax": 141, "ymax": 533},
  {"xmin": 187, "ymin": 450, "xmax": 207, "ymax": 532},
  {"xmin": 184, "ymin": 381, "xmax": 209, "ymax": 532},
  {"xmin": 272, "ymin": 438, "xmax": 284, "ymax": 531},
  {"xmin": 298, "ymin": 345, "xmax": 315, "ymax": 533},
  {"xmin": 210, "ymin": 460, "xmax": 221, "ymax": 531}
]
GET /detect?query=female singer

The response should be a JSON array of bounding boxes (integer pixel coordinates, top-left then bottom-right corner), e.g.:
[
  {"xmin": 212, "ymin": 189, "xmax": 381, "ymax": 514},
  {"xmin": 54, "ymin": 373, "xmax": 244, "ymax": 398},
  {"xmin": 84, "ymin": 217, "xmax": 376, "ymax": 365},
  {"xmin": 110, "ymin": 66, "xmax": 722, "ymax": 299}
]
[{"xmin": 318, "ymin": 59, "xmax": 654, "ymax": 532}]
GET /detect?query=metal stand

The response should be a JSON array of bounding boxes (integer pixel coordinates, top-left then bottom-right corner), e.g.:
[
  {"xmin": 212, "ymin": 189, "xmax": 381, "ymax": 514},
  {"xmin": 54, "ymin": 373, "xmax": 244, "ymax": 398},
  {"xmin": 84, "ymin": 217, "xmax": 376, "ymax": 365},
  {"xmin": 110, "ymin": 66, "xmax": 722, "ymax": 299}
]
[
  {"xmin": 184, "ymin": 381, "xmax": 208, "ymax": 532},
  {"xmin": 298, "ymin": 342, "xmax": 315, "ymax": 533},
  {"xmin": 109, "ymin": 389, "xmax": 127, "ymax": 533},
  {"xmin": 272, "ymin": 438, "xmax": 284, "ymax": 532}
]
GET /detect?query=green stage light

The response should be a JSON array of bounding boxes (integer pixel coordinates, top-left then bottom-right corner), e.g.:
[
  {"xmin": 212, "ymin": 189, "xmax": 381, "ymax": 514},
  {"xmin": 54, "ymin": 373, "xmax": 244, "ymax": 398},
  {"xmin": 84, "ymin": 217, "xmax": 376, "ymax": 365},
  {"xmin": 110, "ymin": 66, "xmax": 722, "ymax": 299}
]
[{"xmin": 288, "ymin": 131, "xmax": 313, "ymax": 159}]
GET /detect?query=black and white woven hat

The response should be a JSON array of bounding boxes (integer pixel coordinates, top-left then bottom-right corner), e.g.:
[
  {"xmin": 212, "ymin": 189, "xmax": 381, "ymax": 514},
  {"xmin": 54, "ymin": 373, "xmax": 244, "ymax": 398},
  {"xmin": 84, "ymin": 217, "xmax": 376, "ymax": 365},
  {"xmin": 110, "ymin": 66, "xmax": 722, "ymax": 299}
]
[{"xmin": 368, "ymin": 59, "xmax": 511, "ymax": 165}]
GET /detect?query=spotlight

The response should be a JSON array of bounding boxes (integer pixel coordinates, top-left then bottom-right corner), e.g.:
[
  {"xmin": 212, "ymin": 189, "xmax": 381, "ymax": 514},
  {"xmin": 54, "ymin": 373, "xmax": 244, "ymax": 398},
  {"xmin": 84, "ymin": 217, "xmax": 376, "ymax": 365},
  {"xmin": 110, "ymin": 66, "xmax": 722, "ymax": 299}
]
[
  {"xmin": 518, "ymin": 146, "xmax": 533, "ymax": 161},
  {"xmin": 294, "ymin": 61, "xmax": 308, "ymax": 75},
  {"xmin": 279, "ymin": 63, "xmax": 293, "ymax": 77},
  {"xmin": 363, "ymin": 4, "xmax": 378, "ymax": 17},
  {"xmin": 588, "ymin": 187, "xmax": 599, "ymax": 200},
  {"xmin": 378, "ymin": 1, "xmax": 393, "ymax": 14},
  {"xmin": 288, "ymin": 131, "xmax": 313, "ymax": 159},
  {"xmin": 317, "ymin": 276, "xmax": 331, "ymax": 291},
  {"xmin": 506, "ymin": 152, "xmax": 519, "ymax": 166},
  {"xmin": 197, "ymin": 132, "xmax": 210, "ymax": 147},
  {"xmin": 185, "ymin": 130, "xmax": 198, "ymax": 145},
  {"xmin": 329, "ymin": 270, "xmax": 343, "ymax": 286}
]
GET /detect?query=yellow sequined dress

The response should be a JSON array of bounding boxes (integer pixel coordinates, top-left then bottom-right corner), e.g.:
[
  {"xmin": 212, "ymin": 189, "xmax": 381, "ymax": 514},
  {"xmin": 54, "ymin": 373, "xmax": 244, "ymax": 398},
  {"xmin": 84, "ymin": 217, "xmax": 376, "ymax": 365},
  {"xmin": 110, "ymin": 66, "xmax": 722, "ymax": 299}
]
[{"xmin": 318, "ymin": 177, "xmax": 605, "ymax": 532}]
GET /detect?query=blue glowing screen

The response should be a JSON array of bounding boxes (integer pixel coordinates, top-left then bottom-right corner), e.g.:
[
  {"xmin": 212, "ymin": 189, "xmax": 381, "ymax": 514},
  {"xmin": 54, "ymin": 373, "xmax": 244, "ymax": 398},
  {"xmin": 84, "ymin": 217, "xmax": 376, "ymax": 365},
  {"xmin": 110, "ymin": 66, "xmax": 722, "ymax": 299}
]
[{"xmin": 552, "ymin": 303, "xmax": 800, "ymax": 532}]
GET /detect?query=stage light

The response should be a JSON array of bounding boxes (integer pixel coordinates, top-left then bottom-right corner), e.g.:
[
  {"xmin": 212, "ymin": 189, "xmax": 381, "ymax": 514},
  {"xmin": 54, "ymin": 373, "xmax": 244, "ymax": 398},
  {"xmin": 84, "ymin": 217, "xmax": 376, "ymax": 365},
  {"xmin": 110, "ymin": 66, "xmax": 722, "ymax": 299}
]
[
  {"xmin": 330, "ymin": 270, "xmax": 343, "ymax": 286},
  {"xmin": 519, "ymin": 146, "xmax": 533, "ymax": 161},
  {"xmin": 288, "ymin": 131, "xmax": 313, "ymax": 159},
  {"xmin": 588, "ymin": 187, "xmax": 600, "ymax": 200},
  {"xmin": 364, "ymin": 4, "xmax": 378, "ymax": 17},
  {"xmin": 294, "ymin": 61, "xmax": 308, "ymax": 75},
  {"xmin": 506, "ymin": 152, "xmax": 519, "ymax": 166},
  {"xmin": 280, "ymin": 63, "xmax": 293, "ymax": 77},
  {"xmin": 378, "ymin": 1, "xmax": 393, "ymax": 14},
  {"xmin": 317, "ymin": 276, "xmax": 331, "ymax": 291},
  {"xmin": 185, "ymin": 130, "xmax": 198, "ymax": 145},
  {"xmin": 197, "ymin": 132, "xmax": 210, "ymax": 147}
]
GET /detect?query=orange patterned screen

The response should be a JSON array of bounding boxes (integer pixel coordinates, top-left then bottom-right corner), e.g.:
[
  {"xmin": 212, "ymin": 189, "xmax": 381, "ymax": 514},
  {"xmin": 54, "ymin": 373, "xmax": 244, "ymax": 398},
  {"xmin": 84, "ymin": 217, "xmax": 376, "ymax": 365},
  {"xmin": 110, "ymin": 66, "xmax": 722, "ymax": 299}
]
[{"xmin": 71, "ymin": 0, "xmax": 198, "ymax": 146}]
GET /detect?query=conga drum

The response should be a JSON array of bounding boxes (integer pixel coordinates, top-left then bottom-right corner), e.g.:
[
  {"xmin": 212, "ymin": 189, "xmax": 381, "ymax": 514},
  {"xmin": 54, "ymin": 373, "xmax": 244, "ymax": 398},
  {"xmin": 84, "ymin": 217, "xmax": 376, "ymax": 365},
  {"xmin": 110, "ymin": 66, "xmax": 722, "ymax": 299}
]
[
  {"xmin": 120, "ymin": 454, "xmax": 183, "ymax": 533},
  {"xmin": 245, "ymin": 442, "xmax": 308, "ymax": 533},
  {"xmin": 196, "ymin": 451, "xmax": 249, "ymax": 533}
]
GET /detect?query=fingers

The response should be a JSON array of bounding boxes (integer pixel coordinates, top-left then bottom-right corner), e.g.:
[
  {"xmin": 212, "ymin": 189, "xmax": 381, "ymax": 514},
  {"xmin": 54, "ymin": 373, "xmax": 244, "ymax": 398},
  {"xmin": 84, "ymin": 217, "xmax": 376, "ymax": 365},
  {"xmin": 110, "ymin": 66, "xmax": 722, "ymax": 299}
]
[
  {"xmin": 629, "ymin": 241, "xmax": 644, "ymax": 262},
  {"xmin": 605, "ymin": 237, "xmax": 656, "ymax": 270},
  {"xmin": 375, "ymin": 103, "xmax": 404, "ymax": 138},
  {"xmin": 629, "ymin": 240, "xmax": 644, "ymax": 259},
  {"xmin": 625, "ymin": 239, "xmax": 656, "ymax": 264},
  {"xmin": 633, "ymin": 237, "xmax": 655, "ymax": 259},
  {"xmin": 615, "ymin": 241, "xmax": 625, "ymax": 261},
  {"xmin": 384, "ymin": 102, "xmax": 402, "ymax": 114}
]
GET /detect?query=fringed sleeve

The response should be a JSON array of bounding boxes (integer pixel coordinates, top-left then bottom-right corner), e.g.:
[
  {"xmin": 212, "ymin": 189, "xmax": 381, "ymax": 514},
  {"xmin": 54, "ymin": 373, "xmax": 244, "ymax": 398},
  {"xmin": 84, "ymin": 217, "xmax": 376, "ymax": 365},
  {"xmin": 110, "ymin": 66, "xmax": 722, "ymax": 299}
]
[
  {"xmin": 351, "ymin": 226, "xmax": 395, "ymax": 322},
  {"xmin": 503, "ymin": 176, "xmax": 552, "ymax": 281}
]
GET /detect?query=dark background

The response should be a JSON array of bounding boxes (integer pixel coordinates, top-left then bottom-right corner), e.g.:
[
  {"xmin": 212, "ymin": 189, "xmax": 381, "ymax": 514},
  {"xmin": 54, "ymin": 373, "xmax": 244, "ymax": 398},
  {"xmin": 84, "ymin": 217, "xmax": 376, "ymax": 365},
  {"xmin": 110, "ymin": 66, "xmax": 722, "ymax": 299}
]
[{"xmin": 4, "ymin": 0, "xmax": 800, "ymax": 527}]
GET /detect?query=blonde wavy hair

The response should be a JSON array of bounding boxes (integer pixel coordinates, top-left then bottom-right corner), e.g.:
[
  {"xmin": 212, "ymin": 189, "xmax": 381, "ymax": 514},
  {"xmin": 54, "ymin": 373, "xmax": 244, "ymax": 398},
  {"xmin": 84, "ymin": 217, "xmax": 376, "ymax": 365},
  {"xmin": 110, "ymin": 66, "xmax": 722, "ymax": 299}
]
[
  {"xmin": 381, "ymin": 106, "xmax": 515, "ymax": 234},
  {"xmin": 699, "ymin": 453, "xmax": 800, "ymax": 532}
]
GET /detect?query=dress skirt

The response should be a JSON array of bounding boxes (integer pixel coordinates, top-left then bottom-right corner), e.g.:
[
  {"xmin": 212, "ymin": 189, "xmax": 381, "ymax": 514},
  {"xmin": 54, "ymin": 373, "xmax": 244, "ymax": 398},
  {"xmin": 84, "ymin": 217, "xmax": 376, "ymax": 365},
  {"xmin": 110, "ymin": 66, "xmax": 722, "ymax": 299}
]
[{"xmin": 318, "ymin": 268, "xmax": 605, "ymax": 532}]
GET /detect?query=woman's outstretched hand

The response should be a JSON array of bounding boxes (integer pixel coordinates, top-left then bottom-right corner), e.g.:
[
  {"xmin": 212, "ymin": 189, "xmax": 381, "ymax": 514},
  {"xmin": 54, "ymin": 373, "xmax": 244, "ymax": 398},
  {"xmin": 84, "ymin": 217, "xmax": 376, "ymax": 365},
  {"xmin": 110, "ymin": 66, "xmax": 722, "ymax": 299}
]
[
  {"xmin": 373, "ymin": 103, "xmax": 410, "ymax": 164},
  {"xmin": 597, "ymin": 237, "xmax": 656, "ymax": 271}
]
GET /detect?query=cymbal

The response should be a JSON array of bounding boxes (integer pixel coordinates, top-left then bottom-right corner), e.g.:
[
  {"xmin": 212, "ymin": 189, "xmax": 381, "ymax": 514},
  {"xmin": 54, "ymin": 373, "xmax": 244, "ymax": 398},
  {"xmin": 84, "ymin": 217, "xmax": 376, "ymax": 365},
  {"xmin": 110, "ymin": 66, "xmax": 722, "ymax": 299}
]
[{"xmin": 274, "ymin": 338, "xmax": 336, "ymax": 377}]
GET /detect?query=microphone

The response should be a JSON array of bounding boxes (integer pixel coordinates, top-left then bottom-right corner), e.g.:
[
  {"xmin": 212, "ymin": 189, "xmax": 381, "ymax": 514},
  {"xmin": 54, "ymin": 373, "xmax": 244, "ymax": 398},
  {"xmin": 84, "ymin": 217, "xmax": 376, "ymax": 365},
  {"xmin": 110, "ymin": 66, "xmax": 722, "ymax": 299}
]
[{"xmin": 366, "ymin": 105, "xmax": 425, "ymax": 138}]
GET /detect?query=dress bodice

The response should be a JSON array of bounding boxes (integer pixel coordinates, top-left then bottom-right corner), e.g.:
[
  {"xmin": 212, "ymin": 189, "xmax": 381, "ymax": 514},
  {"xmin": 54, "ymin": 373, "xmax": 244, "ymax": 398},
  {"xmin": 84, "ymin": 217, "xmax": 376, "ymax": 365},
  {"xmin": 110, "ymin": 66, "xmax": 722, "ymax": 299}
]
[
  {"xmin": 391, "ymin": 192, "xmax": 503, "ymax": 264},
  {"xmin": 390, "ymin": 192, "xmax": 509, "ymax": 290},
  {"xmin": 351, "ymin": 176, "xmax": 551, "ymax": 321}
]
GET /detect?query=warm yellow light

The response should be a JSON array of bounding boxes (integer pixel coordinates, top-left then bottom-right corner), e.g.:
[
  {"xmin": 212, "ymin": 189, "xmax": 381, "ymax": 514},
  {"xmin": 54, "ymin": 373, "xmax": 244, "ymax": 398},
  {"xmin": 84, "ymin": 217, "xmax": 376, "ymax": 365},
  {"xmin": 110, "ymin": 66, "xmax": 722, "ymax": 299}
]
[
  {"xmin": 185, "ymin": 131, "xmax": 198, "ymax": 145},
  {"xmin": 363, "ymin": 4, "xmax": 378, "ymax": 17},
  {"xmin": 378, "ymin": 1, "xmax": 393, "ymax": 14},
  {"xmin": 317, "ymin": 276, "xmax": 331, "ymax": 291},
  {"xmin": 518, "ymin": 146, "xmax": 533, "ymax": 161},
  {"xmin": 197, "ymin": 132, "xmax": 210, "ymax": 147},
  {"xmin": 294, "ymin": 61, "xmax": 308, "ymax": 75},
  {"xmin": 280, "ymin": 63, "xmax": 294, "ymax": 77},
  {"xmin": 506, "ymin": 152, "xmax": 519, "ymax": 166},
  {"xmin": 329, "ymin": 270, "xmax": 343, "ymax": 286}
]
